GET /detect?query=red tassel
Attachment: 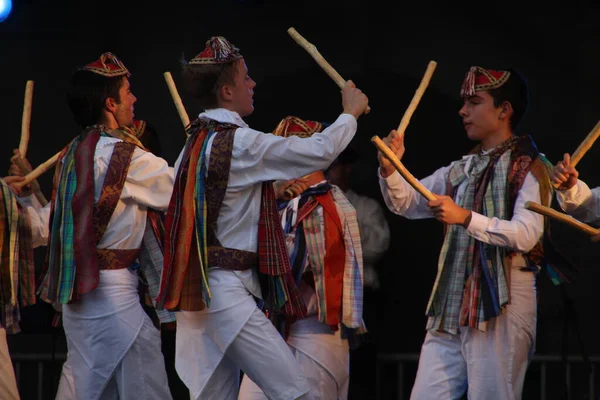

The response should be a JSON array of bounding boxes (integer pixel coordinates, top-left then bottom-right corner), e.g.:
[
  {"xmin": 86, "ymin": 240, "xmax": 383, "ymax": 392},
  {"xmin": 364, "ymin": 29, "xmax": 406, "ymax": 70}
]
[{"xmin": 460, "ymin": 66, "xmax": 477, "ymax": 98}]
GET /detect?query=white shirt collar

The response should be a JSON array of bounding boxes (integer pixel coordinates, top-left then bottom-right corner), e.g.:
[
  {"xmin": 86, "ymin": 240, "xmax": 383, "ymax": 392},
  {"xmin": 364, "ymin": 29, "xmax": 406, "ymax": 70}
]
[
  {"xmin": 199, "ymin": 108, "xmax": 249, "ymax": 128},
  {"xmin": 460, "ymin": 144, "xmax": 496, "ymax": 161}
]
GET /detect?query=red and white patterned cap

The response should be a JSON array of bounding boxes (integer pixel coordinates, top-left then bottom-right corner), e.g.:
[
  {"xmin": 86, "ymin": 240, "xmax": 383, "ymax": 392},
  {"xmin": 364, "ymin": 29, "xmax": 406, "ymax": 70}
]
[
  {"xmin": 189, "ymin": 36, "xmax": 243, "ymax": 65},
  {"xmin": 273, "ymin": 116, "xmax": 324, "ymax": 138},
  {"xmin": 460, "ymin": 66, "xmax": 510, "ymax": 98},
  {"xmin": 80, "ymin": 52, "xmax": 130, "ymax": 77}
]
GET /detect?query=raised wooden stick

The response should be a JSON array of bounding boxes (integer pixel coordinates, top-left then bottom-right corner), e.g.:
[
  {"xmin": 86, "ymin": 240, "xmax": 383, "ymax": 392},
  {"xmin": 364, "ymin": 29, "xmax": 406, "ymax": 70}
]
[
  {"xmin": 570, "ymin": 120, "xmax": 600, "ymax": 167},
  {"xmin": 397, "ymin": 61, "xmax": 437, "ymax": 134},
  {"xmin": 287, "ymin": 27, "xmax": 371, "ymax": 114},
  {"xmin": 13, "ymin": 152, "xmax": 60, "ymax": 191},
  {"xmin": 525, "ymin": 201, "xmax": 600, "ymax": 236},
  {"xmin": 371, "ymin": 136, "xmax": 437, "ymax": 201},
  {"xmin": 163, "ymin": 72, "xmax": 191, "ymax": 134},
  {"xmin": 20, "ymin": 80, "xmax": 34, "ymax": 158}
]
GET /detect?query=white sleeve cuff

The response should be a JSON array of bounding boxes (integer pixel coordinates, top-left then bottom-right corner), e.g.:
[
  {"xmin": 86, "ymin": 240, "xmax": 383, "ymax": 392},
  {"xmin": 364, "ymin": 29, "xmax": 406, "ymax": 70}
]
[
  {"xmin": 466, "ymin": 211, "xmax": 487, "ymax": 237},
  {"xmin": 378, "ymin": 167, "xmax": 402, "ymax": 185},
  {"xmin": 555, "ymin": 183, "xmax": 579, "ymax": 202}
]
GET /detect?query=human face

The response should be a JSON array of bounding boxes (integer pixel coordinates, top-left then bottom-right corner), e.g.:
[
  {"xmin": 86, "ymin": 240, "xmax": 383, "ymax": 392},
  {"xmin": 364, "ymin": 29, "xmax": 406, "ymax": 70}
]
[
  {"xmin": 458, "ymin": 91, "xmax": 503, "ymax": 144},
  {"xmin": 114, "ymin": 77, "xmax": 137, "ymax": 127},
  {"xmin": 229, "ymin": 59, "xmax": 256, "ymax": 117}
]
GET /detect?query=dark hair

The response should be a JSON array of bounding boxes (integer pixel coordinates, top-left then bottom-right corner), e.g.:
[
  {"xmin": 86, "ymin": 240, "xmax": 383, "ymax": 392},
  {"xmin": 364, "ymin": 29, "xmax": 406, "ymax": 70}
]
[
  {"xmin": 181, "ymin": 60, "xmax": 239, "ymax": 110},
  {"xmin": 488, "ymin": 69, "xmax": 529, "ymax": 132},
  {"xmin": 138, "ymin": 123, "xmax": 163, "ymax": 157},
  {"xmin": 67, "ymin": 70, "xmax": 124, "ymax": 128}
]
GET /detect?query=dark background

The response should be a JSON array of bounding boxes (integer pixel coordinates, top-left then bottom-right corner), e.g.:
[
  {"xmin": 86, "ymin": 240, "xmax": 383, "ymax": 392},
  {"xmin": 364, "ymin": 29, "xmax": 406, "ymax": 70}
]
[{"xmin": 3, "ymin": 1, "xmax": 600, "ymax": 398}]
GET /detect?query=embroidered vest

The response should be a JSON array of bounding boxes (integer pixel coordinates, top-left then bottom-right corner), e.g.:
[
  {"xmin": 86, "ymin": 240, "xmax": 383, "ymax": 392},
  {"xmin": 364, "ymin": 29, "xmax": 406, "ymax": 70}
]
[{"xmin": 92, "ymin": 141, "xmax": 141, "ymax": 270}]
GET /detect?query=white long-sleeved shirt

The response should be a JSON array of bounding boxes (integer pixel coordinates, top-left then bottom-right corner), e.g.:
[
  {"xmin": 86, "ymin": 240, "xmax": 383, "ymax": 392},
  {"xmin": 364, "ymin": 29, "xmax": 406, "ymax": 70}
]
[
  {"xmin": 94, "ymin": 137, "xmax": 174, "ymax": 248},
  {"xmin": 174, "ymin": 108, "xmax": 358, "ymax": 298},
  {"xmin": 21, "ymin": 136, "xmax": 174, "ymax": 250},
  {"xmin": 556, "ymin": 179, "xmax": 600, "ymax": 224},
  {"xmin": 378, "ymin": 153, "xmax": 544, "ymax": 253}
]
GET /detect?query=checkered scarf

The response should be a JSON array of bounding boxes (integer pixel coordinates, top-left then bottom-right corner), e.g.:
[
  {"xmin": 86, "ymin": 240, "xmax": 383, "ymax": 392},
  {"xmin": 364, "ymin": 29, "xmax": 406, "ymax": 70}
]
[
  {"xmin": 427, "ymin": 137, "xmax": 519, "ymax": 333},
  {"xmin": 159, "ymin": 118, "xmax": 237, "ymax": 311},
  {"xmin": 259, "ymin": 181, "xmax": 307, "ymax": 319},
  {"xmin": 0, "ymin": 180, "xmax": 35, "ymax": 333},
  {"xmin": 39, "ymin": 126, "xmax": 145, "ymax": 304},
  {"xmin": 276, "ymin": 184, "xmax": 365, "ymax": 330},
  {"xmin": 138, "ymin": 211, "xmax": 176, "ymax": 324}
]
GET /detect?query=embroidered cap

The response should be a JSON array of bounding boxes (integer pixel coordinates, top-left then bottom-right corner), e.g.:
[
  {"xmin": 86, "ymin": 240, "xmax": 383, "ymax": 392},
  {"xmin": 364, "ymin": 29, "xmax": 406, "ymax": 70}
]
[
  {"xmin": 460, "ymin": 66, "xmax": 511, "ymax": 98},
  {"xmin": 189, "ymin": 36, "xmax": 243, "ymax": 65},
  {"xmin": 80, "ymin": 52, "xmax": 130, "ymax": 77},
  {"xmin": 273, "ymin": 116, "xmax": 323, "ymax": 138}
]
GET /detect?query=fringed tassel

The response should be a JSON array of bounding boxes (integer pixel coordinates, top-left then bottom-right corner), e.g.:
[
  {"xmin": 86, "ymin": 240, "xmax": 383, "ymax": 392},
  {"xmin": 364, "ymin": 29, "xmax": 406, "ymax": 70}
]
[{"xmin": 460, "ymin": 66, "xmax": 478, "ymax": 98}]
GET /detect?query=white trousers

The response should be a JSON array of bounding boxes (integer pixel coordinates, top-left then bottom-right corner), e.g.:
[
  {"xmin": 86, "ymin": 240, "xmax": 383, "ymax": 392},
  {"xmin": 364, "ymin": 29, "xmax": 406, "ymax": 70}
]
[
  {"xmin": 411, "ymin": 267, "xmax": 536, "ymax": 400},
  {"xmin": 56, "ymin": 355, "xmax": 75, "ymax": 399},
  {"xmin": 0, "ymin": 328, "xmax": 20, "ymax": 400},
  {"xmin": 55, "ymin": 316, "xmax": 172, "ymax": 400},
  {"xmin": 55, "ymin": 269, "xmax": 172, "ymax": 400},
  {"xmin": 177, "ymin": 269, "xmax": 311, "ymax": 400},
  {"xmin": 239, "ymin": 317, "xmax": 349, "ymax": 400},
  {"xmin": 184, "ymin": 307, "xmax": 311, "ymax": 400}
]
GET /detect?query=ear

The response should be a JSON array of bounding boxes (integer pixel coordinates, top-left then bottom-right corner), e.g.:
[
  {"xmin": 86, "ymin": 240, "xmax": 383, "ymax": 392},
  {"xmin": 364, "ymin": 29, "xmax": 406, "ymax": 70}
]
[
  {"xmin": 499, "ymin": 101, "xmax": 513, "ymax": 120},
  {"xmin": 219, "ymin": 83, "xmax": 234, "ymax": 102},
  {"xmin": 105, "ymin": 96, "xmax": 119, "ymax": 113}
]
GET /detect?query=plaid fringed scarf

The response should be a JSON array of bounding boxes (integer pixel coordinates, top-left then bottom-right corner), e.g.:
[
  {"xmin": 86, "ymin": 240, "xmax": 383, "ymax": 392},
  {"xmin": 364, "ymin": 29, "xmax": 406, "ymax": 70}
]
[
  {"xmin": 0, "ymin": 180, "xmax": 35, "ymax": 333},
  {"xmin": 159, "ymin": 118, "xmax": 238, "ymax": 311},
  {"xmin": 259, "ymin": 181, "xmax": 307, "ymax": 319},
  {"xmin": 330, "ymin": 186, "xmax": 364, "ymax": 331},
  {"xmin": 428, "ymin": 135, "xmax": 546, "ymax": 334},
  {"xmin": 274, "ymin": 183, "xmax": 364, "ymax": 331},
  {"xmin": 159, "ymin": 117, "xmax": 309, "ymax": 319},
  {"xmin": 137, "ymin": 211, "xmax": 176, "ymax": 324},
  {"xmin": 39, "ymin": 125, "xmax": 145, "ymax": 304}
]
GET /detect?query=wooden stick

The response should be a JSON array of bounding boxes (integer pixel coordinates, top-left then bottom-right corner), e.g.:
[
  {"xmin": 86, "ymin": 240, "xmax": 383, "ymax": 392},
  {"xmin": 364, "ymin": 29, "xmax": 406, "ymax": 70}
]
[
  {"xmin": 13, "ymin": 152, "xmax": 60, "ymax": 190},
  {"xmin": 551, "ymin": 120, "xmax": 600, "ymax": 189},
  {"xmin": 287, "ymin": 27, "xmax": 371, "ymax": 114},
  {"xmin": 163, "ymin": 72, "xmax": 191, "ymax": 134},
  {"xmin": 570, "ymin": 119, "xmax": 600, "ymax": 167},
  {"xmin": 397, "ymin": 61, "xmax": 437, "ymax": 134},
  {"xmin": 371, "ymin": 135, "xmax": 437, "ymax": 201},
  {"xmin": 20, "ymin": 80, "xmax": 34, "ymax": 158},
  {"xmin": 525, "ymin": 201, "xmax": 600, "ymax": 236},
  {"xmin": 12, "ymin": 157, "xmax": 48, "ymax": 206}
]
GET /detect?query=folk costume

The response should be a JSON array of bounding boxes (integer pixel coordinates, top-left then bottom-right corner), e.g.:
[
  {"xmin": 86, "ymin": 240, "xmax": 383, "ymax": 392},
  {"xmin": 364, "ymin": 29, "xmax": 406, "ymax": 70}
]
[
  {"xmin": 328, "ymin": 148, "xmax": 390, "ymax": 289},
  {"xmin": 238, "ymin": 116, "xmax": 365, "ymax": 400},
  {"xmin": 37, "ymin": 53, "xmax": 174, "ymax": 400},
  {"xmin": 156, "ymin": 37, "xmax": 360, "ymax": 400},
  {"xmin": 0, "ymin": 179, "xmax": 48, "ymax": 400},
  {"xmin": 379, "ymin": 67, "xmax": 553, "ymax": 399}
]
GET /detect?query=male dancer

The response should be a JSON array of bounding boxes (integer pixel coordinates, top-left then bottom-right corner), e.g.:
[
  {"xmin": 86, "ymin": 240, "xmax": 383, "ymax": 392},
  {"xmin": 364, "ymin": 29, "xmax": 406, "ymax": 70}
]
[
  {"xmin": 31, "ymin": 53, "xmax": 174, "ymax": 400},
  {"xmin": 378, "ymin": 66, "xmax": 552, "ymax": 399},
  {"xmin": 157, "ymin": 37, "xmax": 368, "ymax": 400},
  {"xmin": 238, "ymin": 116, "xmax": 365, "ymax": 400}
]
